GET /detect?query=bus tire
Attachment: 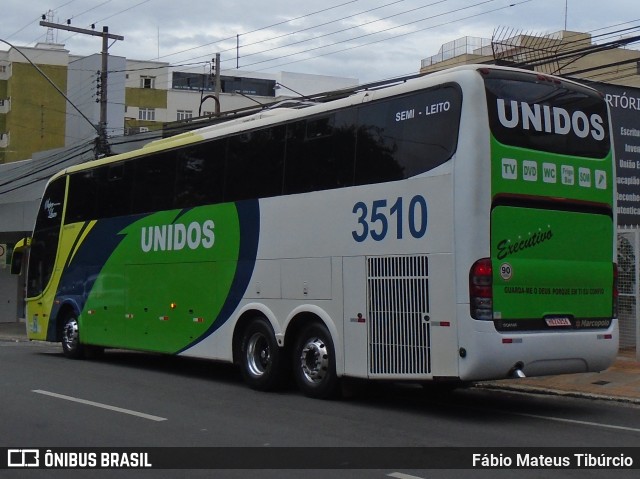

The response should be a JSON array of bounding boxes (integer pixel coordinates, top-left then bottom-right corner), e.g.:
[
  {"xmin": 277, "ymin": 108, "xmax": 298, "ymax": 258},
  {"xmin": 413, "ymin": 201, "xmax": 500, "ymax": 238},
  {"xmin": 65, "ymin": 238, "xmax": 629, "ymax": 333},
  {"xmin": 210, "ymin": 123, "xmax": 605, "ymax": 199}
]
[
  {"xmin": 292, "ymin": 322, "xmax": 339, "ymax": 399},
  {"xmin": 61, "ymin": 312, "xmax": 84, "ymax": 359},
  {"xmin": 239, "ymin": 318, "xmax": 284, "ymax": 391}
]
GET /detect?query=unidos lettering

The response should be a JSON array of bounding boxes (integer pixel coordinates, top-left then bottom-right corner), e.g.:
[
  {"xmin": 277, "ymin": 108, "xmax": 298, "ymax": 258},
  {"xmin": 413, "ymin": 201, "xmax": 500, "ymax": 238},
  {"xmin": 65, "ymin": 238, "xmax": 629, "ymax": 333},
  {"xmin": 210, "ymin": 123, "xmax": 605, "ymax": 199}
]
[
  {"xmin": 496, "ymin": 99, "xmax": 605, "ymax": 141},
  {"xmin": 141, "ymin": 220, "xmax": 215, "ymax": 253}
]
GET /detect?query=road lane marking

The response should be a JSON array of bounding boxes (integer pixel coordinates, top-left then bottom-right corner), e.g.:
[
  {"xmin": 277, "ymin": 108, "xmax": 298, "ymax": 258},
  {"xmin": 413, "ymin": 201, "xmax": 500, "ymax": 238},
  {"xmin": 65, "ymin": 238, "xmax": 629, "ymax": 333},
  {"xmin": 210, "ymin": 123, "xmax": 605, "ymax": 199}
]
[
  {"xmin": 32, "ymin": 389, "xmax": 167, "ymax": 422},
  {"xmin": 388, "ymin": 473, "xmax": 426, "ymax": 479},
  {"xmin": 453, "ymin": 398, "xmax": 640, "ymax": 434},
  {"xmin": 512, "ymin": 411, "xmax": 640, "ymax": 433}
]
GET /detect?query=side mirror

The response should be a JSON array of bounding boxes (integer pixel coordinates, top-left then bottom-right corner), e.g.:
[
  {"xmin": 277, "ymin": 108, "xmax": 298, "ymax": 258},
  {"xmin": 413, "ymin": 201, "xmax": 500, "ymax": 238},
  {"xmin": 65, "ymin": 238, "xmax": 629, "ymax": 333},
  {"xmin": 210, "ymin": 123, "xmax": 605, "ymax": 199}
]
[
  {"xmin": 9, "ymin": 237, "xmax": 30, "ymax": 275},
  {"xmin": 10, "ymin": 251, "xmax": 23, "ymax": 275}
]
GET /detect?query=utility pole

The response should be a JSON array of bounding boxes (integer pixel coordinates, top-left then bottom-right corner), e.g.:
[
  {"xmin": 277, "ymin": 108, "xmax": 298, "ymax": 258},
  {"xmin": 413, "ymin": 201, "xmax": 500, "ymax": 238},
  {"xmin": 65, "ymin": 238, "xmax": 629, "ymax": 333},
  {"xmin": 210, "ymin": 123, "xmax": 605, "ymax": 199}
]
[
  {"xmin": 39, "ymin": 19, "xmax": 124, "ymax": 157},
  {"xmin": 214, "ymin": 52, "xmax": 221, "ymax": 116},
  {"xmin": 199, "ymin": 53, "xmax": 222, "ymax": 116}
]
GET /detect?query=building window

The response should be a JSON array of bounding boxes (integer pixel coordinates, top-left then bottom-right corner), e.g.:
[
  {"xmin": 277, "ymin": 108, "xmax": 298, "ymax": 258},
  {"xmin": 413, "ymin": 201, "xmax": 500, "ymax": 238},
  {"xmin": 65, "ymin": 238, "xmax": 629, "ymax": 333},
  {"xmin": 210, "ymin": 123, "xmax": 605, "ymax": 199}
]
[
  {"xmin": 139, "ymin": 108, "xmax": 156, "ymax": 121},
  {"xmin": 140, "ymin": 76, "xmax": 155, "ymax": 89},
  {"xmin": 177, "ymin": 110, "xmax": 193, "ymax": 121}
]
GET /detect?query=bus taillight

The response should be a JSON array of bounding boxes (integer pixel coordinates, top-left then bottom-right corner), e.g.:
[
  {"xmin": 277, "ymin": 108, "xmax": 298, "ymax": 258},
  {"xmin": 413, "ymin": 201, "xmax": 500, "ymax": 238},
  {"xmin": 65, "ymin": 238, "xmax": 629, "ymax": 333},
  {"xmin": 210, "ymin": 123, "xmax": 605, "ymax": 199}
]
[
  {"xmin": 613, "ymin": 263, "xmax": 619, "ymax": 318},
  {"xmin": 470, "ymin": 258, "xmax": 493, "ymax": 320}
]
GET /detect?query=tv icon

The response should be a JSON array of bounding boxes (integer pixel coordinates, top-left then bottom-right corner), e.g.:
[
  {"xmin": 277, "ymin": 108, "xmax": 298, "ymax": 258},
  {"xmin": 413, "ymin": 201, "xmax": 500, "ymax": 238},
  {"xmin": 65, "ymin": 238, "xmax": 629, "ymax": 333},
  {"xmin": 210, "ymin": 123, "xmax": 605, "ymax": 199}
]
[{"xmin": 8, "ymin": 449, "xmax": 40, "ymax": 467}]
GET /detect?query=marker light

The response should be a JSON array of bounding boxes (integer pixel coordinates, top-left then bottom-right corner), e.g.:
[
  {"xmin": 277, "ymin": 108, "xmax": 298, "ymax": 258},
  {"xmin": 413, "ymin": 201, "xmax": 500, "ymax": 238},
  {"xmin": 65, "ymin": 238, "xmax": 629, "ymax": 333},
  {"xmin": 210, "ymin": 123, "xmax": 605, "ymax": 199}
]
[{"xmin": 613, "ymin": 263, "xmax": 619, "ymax": 318}]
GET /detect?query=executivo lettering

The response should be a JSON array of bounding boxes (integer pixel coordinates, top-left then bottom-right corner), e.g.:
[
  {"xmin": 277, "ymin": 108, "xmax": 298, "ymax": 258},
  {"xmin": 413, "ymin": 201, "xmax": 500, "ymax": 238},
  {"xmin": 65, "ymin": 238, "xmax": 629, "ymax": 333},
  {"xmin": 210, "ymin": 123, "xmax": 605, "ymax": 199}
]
[
  {"xmin": 496, "ymin": 99, "xmax": 605, "ymax": 141},
  {"xmin": 141, "ymin": 220, "xmax": 215, "ymax": 252},
  {"xmin": 496, "ymin": 227, "xmax": 553, "ymax": 260}
]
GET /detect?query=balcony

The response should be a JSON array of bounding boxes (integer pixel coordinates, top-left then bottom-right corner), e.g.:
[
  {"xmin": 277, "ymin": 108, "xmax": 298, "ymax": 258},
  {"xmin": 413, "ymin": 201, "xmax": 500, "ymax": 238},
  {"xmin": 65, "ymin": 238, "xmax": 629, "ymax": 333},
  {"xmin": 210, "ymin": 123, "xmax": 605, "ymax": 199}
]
[
  {"xmin": 0, "ymin": 98, "xmax": 10, "ymax": 114},
  {"xmin": 0, "ymin": 63, "xmax": 10, "ymax": 80},
  {"xmin": 421, "ymin": 36, "xmax": 492, "ymax": 68},
  {"xmin": 0, "ymin": 132, "xmax": 9, "ymax": 148}
]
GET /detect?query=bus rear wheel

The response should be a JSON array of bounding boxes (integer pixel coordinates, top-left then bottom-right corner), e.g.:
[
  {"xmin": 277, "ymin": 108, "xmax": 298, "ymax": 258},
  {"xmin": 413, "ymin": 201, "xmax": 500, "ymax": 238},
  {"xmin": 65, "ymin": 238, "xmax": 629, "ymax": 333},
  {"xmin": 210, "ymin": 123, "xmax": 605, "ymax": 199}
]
[
  {"xmin": 239, "ymin": 318, "xmax": 284, "ymax": 391},
  {"xmin": 61, "ymin": 312, "xmax": 84, "ymax": 359},
  {"xmin": 293, "ymin": 323, "xmax": 338, "ymax": 399}
]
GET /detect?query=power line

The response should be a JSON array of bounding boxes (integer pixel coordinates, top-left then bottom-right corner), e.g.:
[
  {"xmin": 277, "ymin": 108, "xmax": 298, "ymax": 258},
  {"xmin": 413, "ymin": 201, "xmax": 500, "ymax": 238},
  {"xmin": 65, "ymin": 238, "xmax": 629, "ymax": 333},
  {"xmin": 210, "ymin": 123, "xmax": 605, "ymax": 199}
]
[
  {"xmin": 156, "ymin": 0, "xmax": 450, "ymax": 68},
  {"xmin": 24, "ymin": 1, "xmax": 537, "ymax": 99},
  {"xmin": 150, "ymin": 0, "xmax": 362, "ymax": 61},
  {"xmin": 220, "ymin": 0, "xmax": 413, "ymax": 57},
  {"xmin": 0, "ymin": 140, "xmax": 96, "ymax": 193},
  {"xmin": 223, "ymin": 0, "xmax": 448, "ymax": 64},
  {"xmin": 5, "ymin": 1, "xmax": 77, "ymax": 41},
  {"xmin": 66, "ymin": 0, "xmax": 114, "ymax": 24},
  {"xmin": 0, "ymin": 37, "xmax": 100, "ymax": 137},
  {"xmin": 49, "ymin": 0, "xmax": 151, "ymax": 47},
  {"xmin": 150, "ymin": 0, "xmax": 502, "ymax": 73},
  {"xmin": 241, "ymin": 0, "xmax": 526, "ymax": 71}
]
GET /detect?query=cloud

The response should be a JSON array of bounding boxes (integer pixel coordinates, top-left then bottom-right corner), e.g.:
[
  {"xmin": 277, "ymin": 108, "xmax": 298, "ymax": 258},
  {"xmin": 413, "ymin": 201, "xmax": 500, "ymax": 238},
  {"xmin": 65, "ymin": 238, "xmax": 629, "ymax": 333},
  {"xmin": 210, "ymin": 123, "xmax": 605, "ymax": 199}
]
[{"xmin": 2, "ymin": 0, "xmax": 638, "ymax": 82}]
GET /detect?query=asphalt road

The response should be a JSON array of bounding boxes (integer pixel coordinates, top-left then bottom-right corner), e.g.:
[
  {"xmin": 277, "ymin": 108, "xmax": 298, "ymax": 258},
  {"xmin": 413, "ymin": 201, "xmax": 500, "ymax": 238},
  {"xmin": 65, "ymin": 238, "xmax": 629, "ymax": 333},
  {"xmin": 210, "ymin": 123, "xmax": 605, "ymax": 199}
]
[{"xmin": 2, "ymin": 340, "xmax": 640, "ymax": 479}]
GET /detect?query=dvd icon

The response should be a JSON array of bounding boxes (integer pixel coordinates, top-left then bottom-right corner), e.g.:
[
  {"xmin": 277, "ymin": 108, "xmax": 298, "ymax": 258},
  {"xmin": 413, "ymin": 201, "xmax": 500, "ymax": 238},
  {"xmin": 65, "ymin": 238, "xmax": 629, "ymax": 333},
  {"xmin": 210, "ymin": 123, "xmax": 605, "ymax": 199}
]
[{"xmin": 8, "ymin": 449, "xmax": 39, "ymax": 467}]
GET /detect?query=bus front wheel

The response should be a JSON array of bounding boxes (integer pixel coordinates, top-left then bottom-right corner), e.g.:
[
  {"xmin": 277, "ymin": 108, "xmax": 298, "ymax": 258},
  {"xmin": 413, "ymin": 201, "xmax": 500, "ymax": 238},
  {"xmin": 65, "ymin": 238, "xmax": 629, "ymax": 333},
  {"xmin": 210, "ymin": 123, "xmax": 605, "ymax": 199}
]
[
  {"xmin": 239, "ymin": 318, "xmax": 284, "ymax": 391},
  {"xmin": 293, "ymin": 323, "xmax": 338, "ymax": 399},
  {"xmin": 61, "ymin": 312, "xmax": 84, "ymax": 359}
]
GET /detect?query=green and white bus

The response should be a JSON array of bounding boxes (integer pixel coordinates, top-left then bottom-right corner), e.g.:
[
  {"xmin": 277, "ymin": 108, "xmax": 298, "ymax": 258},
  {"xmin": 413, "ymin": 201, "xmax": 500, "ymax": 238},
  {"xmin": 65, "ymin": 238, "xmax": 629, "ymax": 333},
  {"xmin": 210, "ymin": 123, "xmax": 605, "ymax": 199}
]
[{"xmin": 12, "ymin": 65, "xmax": 618, "ymax": 398}]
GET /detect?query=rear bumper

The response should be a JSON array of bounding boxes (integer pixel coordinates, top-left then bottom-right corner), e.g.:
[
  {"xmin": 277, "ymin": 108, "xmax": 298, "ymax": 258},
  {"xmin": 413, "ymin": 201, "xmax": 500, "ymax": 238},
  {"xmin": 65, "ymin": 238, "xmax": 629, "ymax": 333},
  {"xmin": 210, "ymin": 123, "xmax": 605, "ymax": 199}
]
[{"xmin": 458, "ymin": 315, "xmax": 619, "ymax": 381}]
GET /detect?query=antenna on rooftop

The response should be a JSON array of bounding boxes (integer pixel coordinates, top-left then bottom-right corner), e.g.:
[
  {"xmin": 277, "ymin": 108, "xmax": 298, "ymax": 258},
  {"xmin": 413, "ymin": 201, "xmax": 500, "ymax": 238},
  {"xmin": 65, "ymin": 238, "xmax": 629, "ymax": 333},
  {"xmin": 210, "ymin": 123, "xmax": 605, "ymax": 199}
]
[{"xmin": 42, "ymin": 10, "xmax": 56, "ymax": 44}]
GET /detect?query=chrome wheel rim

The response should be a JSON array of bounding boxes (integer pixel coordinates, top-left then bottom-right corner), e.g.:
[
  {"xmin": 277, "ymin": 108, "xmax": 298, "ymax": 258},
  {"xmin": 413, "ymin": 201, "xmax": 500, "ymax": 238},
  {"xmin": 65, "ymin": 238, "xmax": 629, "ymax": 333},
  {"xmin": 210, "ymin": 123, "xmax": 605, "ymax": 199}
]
[
  {"xmin": 62, "ymin": 317, "xmax": 79, "ymax": 352},
  {"xmin": 299, "ymin": 337, "xmax": 329, "ymax": 385},
  {"xmin": 246, "ymin": 332, "xmax": 271, "ymax": 378}
]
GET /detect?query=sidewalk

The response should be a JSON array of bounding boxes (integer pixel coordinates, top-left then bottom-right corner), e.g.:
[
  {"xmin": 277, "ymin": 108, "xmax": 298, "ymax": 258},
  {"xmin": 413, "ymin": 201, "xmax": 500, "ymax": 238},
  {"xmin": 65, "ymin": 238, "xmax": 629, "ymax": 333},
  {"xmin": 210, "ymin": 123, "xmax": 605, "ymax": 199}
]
[
  {"xmin": 1, "ymin": 321, "xmax": 639, "ymax": 403},
  {"xmin": 479, "ymin": 349, "xmax": 640, "ymax": 404}
]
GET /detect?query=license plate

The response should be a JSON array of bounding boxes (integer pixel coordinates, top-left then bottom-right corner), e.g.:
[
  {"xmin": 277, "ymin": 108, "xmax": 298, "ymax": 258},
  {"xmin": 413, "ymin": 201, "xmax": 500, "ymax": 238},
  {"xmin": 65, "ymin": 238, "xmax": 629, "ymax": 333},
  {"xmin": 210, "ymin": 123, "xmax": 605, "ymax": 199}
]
[{"xmin": 545, "ymin": 317, "xmax": 572, "ymax": 327}]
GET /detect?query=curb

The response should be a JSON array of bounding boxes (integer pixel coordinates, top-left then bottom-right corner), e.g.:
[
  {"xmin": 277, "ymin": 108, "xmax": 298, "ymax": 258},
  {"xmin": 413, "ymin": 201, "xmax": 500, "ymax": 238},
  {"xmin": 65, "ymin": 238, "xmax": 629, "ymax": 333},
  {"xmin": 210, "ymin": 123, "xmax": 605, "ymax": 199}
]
[
  {"xmin": 0, "ymin": 336, "xmax": 27, "ymax": 343},
  {"xmin": 476, "ymin": 382, "xmax": 640, "ymax": 405}
]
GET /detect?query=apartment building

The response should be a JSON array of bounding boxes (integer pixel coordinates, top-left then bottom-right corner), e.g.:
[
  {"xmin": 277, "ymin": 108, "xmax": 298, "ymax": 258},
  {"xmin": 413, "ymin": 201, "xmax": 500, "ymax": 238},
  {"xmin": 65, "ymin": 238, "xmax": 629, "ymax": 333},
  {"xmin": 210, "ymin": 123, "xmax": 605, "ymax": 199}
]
[
  {"xmin": 420, "ymin": 30, "xmax": 640, "ymax": 88},
  {"xmin": 1, "ymin": 42, "xmax": 358, "ymax": 164},
  {"xmin": 0, "ymin": 43, "xmax": 69, "ymax": 163}
]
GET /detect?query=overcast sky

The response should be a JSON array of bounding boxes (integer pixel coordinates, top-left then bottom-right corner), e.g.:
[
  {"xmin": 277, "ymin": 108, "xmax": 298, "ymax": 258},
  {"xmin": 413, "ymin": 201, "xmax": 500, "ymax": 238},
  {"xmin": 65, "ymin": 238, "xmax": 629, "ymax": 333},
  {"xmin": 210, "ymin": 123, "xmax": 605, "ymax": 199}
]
[{"xmin": 2, "ymin": 0, "xmax": 639, "ymax": 83}]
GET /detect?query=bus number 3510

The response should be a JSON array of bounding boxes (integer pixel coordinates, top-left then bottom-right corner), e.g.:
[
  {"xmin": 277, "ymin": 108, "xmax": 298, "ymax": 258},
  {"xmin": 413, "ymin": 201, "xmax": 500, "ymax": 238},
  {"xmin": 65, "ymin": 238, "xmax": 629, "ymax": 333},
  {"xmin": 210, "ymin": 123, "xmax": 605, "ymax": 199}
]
[{"xmin": 351, "ymin": 195, "xmax": 428, "ymax": 242}]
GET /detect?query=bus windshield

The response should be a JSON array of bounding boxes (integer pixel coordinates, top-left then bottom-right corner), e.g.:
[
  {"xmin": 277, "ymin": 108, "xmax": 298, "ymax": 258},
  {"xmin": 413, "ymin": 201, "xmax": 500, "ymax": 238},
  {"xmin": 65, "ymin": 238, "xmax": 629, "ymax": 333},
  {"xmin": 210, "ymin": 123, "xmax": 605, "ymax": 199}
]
[{"xmin": 27, "ymin": 177, "xmax": 65, "ymax": 298}]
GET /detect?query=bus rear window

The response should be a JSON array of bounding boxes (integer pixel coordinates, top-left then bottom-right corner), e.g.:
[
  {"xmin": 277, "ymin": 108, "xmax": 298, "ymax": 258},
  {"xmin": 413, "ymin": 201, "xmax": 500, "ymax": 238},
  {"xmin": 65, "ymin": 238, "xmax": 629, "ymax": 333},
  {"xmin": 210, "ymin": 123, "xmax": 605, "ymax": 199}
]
[{"xmin": 483, "ymin": 70, "xmax": 610, "ymax": 158}]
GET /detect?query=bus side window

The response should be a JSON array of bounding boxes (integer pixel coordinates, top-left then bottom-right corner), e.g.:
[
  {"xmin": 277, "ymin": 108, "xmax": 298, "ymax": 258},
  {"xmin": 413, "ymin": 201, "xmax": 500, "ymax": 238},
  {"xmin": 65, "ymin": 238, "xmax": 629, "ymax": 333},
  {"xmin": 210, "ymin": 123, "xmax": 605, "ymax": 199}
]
[
  {"xmin": 66, "ymin": 169, "xmax": 103, "ymax": 224},
  {"xmin": 96, "ymin": 163, "xmax": 134, "ymax": 219},
  {"xmin": 354, "ymin": 104, "xmax": 404, "ymax": 186},
  {"xmin": 283, "ymin": 111, "xmax": 356, "ymax": 194},
  {"xmin": 175, "ymin": 141, "xmax": 225, "ymax": 208},
  {"xmin": 354, "ymin": 85, "xmax": 462, "ymax": 185},
  {"xmin": 225, "ymin": 126, "xmax": 285, "ymax": 202},
  {"xmin": 132, "ymin": 153, "xmax": 177, "ymax": 214}
]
